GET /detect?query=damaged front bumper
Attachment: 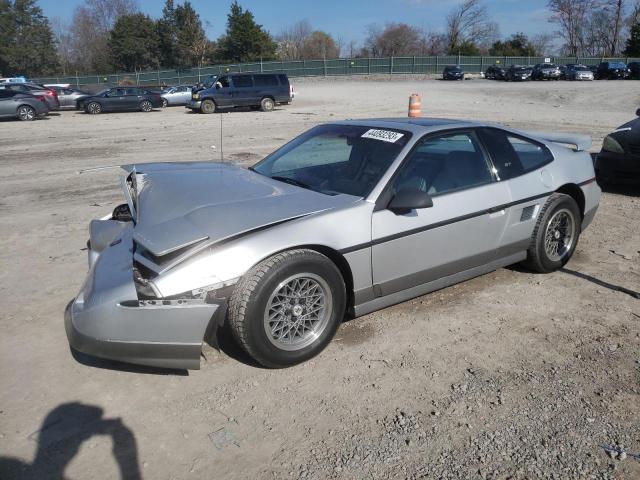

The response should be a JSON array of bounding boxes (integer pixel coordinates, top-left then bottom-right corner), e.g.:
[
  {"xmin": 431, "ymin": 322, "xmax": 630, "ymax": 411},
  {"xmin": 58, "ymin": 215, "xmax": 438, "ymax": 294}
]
[{"xmin": 65, "ymin": 221, "xmax": 220, "ymax": 370}]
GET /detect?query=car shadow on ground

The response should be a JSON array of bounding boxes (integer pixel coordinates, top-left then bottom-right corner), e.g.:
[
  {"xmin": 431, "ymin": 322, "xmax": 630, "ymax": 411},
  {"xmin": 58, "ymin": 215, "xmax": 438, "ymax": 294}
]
[
  {"xmin": 560, "ymin": 268, "xmax": 640, "ymax": 299},
  {"xmin": 0, "ymin": 402, "xmax": 141, "ymax": 480},
  {"xmin": 206, "ymin": 324, "xmax": 264, "ymax": 368}
]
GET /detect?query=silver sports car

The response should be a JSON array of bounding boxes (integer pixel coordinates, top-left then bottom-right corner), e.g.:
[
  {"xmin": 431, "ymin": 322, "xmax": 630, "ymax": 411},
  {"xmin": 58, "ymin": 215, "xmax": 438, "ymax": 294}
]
[{"xmin": 66, "ymin": 118, "xmax": 600, "ymax": 369}]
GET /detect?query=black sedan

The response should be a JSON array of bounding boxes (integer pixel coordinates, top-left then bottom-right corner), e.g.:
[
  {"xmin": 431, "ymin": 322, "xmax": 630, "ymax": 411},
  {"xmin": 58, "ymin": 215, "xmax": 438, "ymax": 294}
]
[
  {"xmin": 484, "ymin": 65, "xmax": 505, "ymax": 80},
  {"xmin": 595, "ymin": 109, "xmax": 640, "ymax": 185},
  {"xmin": 77, "ymin": 87, "xmax": 163, "ymax": 114},
  {"xmin": 442, "ymin": 65, "xmax": 464, "ymax": 80}
]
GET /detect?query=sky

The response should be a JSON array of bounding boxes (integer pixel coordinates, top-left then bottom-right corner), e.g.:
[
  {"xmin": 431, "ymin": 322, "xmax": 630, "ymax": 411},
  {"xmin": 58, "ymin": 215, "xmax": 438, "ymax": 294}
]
[{"xmin": 39, "ymin": 0, "xmax": 555, "ymax": 46}]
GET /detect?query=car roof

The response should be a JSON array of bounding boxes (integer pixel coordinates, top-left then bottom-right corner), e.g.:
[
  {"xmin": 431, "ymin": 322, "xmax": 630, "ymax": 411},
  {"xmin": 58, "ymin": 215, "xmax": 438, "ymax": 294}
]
[{"xmin": 333, "ymin": 117, "xmax": 487, "ymax": 134}]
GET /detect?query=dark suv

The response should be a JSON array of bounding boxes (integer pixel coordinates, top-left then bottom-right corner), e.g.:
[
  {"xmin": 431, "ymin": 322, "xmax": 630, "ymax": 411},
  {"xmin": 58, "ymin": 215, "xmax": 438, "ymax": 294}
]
[
  {"xmin": 484, "ymin": 65, "xmax": 505, "ymax": 80},
  {"xmin": 627, "ymin": 62, "xmax": 640, "ymax": 80},
  {"xmin": 532, "ymin": 63, "xmax": 561, "ymax": 80},
  {"xmin": 188, "ymin": 73, "xmax": 292, "ymax": 113},
  {"xmin": 595, "ymin": 61, "xmax": 629, "ymax": 79},
  {"xmin": 442, "ymin": 65, "xmax": 464, "ymax": 80}
]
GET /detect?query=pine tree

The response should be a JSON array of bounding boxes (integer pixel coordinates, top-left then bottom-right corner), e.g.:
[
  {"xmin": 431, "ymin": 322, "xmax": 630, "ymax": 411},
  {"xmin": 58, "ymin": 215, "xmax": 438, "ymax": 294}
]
[
  {"xmin": 108, "ymin": 13, "xmax": 160, "ymax": 71},
  {"xmin": 217, "ymin": 1, "xmax": 276, "ymax": 62},
  {"xmin": 0, "ymin": 0, "xmax": 59, "ymax": 77},
  {"xmin": 157, "ymin": 0, "xmax": 178, "ymax": 67},
  {"xmin": 174, "ymin": 1, "xmax": 210, "ymax": 68}
]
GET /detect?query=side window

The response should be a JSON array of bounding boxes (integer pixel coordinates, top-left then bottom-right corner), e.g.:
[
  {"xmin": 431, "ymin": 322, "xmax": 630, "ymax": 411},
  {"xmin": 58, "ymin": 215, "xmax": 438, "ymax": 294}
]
[
  {"xmin": 0, "ymin": 90, "xmax": 15, "ymax": 98},
  {"xmin": 217, "ymin": 76, "xmax": 230, "ymax": 88},
  {"xmin": 392, "ymin": 131, "xmax": 492, "ymax": 197},
  {"xmin": 125, "ymin": 88, "xmax": 140, "ymax": 95},
  {"xmin": 278, "ymin": 74, "xmax": 288, "ymax": 85},
  {"xmin": 231, "ymin": 75, "xmax": 253, "ymax": 88},
  {"xmin": 507, "ymin": 135, "xmax": 553, "ymax": 172},
  {"xmin": 479, "ymin": 128, "xmax": 553, "ymax": 179},
  {"xmin": 63, "ymin": 89, "xmax": 74, "ymax": 95},
  {"xmin": 254, "ymin": 75, "xmax": 278, "ymax": 86}
]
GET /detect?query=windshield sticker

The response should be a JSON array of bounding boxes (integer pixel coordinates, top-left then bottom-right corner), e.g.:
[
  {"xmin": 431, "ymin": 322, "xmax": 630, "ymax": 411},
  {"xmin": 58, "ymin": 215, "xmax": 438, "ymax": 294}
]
[{"xmin": 361, "ymin": 129, "xmax": 404, "ymax": 143}]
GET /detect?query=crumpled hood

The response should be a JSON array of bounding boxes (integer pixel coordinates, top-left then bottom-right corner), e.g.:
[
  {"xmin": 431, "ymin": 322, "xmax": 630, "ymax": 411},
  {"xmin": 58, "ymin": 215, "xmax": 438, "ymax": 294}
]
[{"xmin": 122, "ymin": 162, "xmax": 357, "ymax": 257}]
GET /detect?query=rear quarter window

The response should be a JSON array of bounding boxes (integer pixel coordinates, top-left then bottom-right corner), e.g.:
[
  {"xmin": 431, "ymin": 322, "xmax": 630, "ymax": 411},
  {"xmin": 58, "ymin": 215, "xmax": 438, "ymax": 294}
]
[{"xmin": 478, "ymin": 128, "xmax": 553, "ymax": 180}]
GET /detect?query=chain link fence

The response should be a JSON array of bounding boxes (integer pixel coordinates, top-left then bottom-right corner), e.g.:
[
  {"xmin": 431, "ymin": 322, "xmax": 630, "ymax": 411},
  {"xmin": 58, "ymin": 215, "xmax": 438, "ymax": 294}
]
[{"xmin": 34, "ymin": 55, "xmax": 640, "ymax": 88}]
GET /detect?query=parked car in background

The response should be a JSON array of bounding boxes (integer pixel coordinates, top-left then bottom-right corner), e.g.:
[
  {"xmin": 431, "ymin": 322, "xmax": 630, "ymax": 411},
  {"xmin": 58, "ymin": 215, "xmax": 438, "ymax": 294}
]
[
  {"xmin": 48, "ymin": 86, "xmax": 91, "ymax": 108},
  {"xmin": 595, "ymin": 61, "xmax": 629, "ymax": 79},
  {"xmin": 0, "ymin": 82, "xmax": 59, "ymax": 111},
  {"xmin": 532, "ymin": 63, "xmax": 561, "ymax": 80},
  {"xmin": 565, "ymin": 65, "xmax": 594, "ymax": 81},
  {"xmin": 484, "ymin": 65, "xmax": 505, "ymax": 80},
  {"xmin": 188, "ymin": 73, "xmax": 292, "ymax": 113},
  {"xmin": 77, "ymin": 87, "xmax": 163, "ymax": 114},
  {"xmin": 66, "ymin": 117, "xmax": 600, "ymax": 370},
  {"xmin": 442, "ymin": 65, "xmax": 464, "ymax": 80},
  {"xmin": 0, "ymin": 89, "xmax": 48, "ymax": 120},
  {"xmin": 161, "ymin": 85, "xmax": 192, "ymax": 107},
  {"xmin": 505, "ymin": 65, "xmax": 532, "ymax": 81},
  {"xmin": 595, "ymin": 108, "xmax": 640, "ymax": 185},
  {"xmin": 627, "ymin": 62, "xmax": 640, "ymax": 79}
]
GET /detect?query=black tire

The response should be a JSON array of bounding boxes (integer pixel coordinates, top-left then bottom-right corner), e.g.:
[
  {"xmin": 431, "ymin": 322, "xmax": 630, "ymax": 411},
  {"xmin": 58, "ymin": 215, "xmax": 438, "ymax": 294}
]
[
  {"xmin": 260, "ymin": 97, "xmax": 275, "ymax": 112},
  {"xmin": 228, "ymin": 249, "xmax": 346, "ymax": 368},
  {"xmin": 522, "ymin": 193, "xmax": 581, "ymax": 273},
  {"xmin": 86, "ymin": 102, "xmax": 101, "ymax": 114},
  {"xmin": 140, "ymin": 100, "xmax": 153, "ymax": 112},
  {"xmin": 17, "ymin": 105, "xmax": 36, "ymax": 121},
  {"xmin": 200, "ymin": 99, "xmax": 216, "ymax": 114},
  {"xmin": 161, "ymin": 98, "xmax": 168, "ymax": 108}
]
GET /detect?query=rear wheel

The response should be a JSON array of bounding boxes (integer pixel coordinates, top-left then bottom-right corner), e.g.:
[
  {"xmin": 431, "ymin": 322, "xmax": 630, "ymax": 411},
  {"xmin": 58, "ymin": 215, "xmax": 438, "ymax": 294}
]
[
  {"xmin": 200, "ymin": 99, "xmax": 216, "ymax": 114},
  {"xmin": 522, "ymin": 193, "xmax": 581, "ymax": 273},
  {"xmin": 86, "ymin": 102, "xmax": 101, "ymax": 114},
  {"xmin": 140, "ymin": 100, "xmax": 153, "ymax": 112},
  {"xmin": 17, "ymin": 105, "xmax": 36, "ymax": 121},
  {"xmin": 260, "ymin": 97, "xmax": 275, "ymax": 112},
  {"xmin": 228, "ymin": 249, "xmax": 346, "ymax": 368}
]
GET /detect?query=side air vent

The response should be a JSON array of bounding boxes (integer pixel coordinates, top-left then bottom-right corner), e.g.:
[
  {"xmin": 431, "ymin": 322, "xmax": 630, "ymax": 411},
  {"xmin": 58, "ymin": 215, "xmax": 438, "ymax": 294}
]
[{"xmin": 520, "ymin": 205, "xmax": 536, "ymax": 222}]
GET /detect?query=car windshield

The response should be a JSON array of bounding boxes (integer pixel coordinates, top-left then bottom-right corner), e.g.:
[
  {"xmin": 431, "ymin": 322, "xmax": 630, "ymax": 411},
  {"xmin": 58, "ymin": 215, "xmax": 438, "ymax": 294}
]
[
  {"xmin": 608, "ymin": 62, "xmax": 626, "ymax": 68},
  {"xmin": 95, "ymin": 89, "xmax": 109, "ymax": 96},
  {"xmin": 251, "ymin": 124, "xmax": 411, "ymax": 197},
  {"xmin": 447, "ymin": 67, "xmax": 461, "ymax": 72},
  {"xmin": 575, "ymin": 66, "xmax": 590, "ymax": 71},
  {"xmin": 541, "ymin": 64, "xmax": 557, "ymax": 68}
]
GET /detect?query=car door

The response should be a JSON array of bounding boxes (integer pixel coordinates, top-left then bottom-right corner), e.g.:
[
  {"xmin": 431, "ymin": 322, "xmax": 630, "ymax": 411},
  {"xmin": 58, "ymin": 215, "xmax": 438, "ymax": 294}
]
[
  {"xmin": 0, "ymin": 89, "xmax": 16, "ymax": 116},
  {"xmin": 212, "ymin": 76, "xmax": 233, "ymax": 107},
  {"xmin": 177, "ymin": 86, "xmax": 191, "ymax": 104},
  {"xmin": 230, "ymin": 75, "xmax": 254, "ymax": 106},
  {"xmin": 476, "ymin": 127, "xmax": 555, "ymax": 252},
  {"xmin": 124, "ymin": 88, "xmax": 144, "ymax": 109},
  {"xmin": 371, "ymin": 130, "xmax": 512, "ymax": 297},
  {"xmin": 103, "ymin": 88, "xmax": 125, "ymax": 110}
]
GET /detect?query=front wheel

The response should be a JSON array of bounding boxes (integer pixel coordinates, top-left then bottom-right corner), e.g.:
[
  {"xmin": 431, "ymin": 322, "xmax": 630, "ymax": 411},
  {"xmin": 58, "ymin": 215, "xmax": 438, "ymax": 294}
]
[
  {"xmin": 228, "ymin": 249, "xmax": 346, "ymax": 368},
  {"xmin": 200, "ymin": 99, "xmax": 216, "ymax": 114},
  {"xmin": 17, "ymin": 105, "xmax": 36, "ymax": 121},
  {"xmin": 161, "ymin": 98, "xmax": 168, "ymax": 108},
  {"xmin": 140, "ymin": 100, "xmax": 153, "ymax": 112},
  {"xmin": 522, "ymin": 193, "xmax": 581, "ymax": 273},
  {"xmin": 260, "ymin": 97, "xmax": 275, "ymax": 112},
  {"xmin": 86, "ymin": 102, "xmax": 102, "ymax": 114}
]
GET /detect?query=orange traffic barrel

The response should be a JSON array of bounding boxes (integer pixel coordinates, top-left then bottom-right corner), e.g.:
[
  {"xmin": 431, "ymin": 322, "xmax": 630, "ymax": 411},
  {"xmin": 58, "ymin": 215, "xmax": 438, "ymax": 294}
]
[{"xmin": 408, "ymin": 94, "xmax": 421, "ymax": 117}]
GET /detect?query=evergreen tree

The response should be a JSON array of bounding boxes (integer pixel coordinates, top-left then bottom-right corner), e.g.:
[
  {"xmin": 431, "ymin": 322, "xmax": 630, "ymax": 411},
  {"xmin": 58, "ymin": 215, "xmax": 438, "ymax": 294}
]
[
  {"xmin": 108, "ymin": 13, "xmax": 159, "ymax": 71},
  {"xmin": 217, "ymin": 1, "xmax": 276, "ymax": 62},
  {"xmin": 157, "ymin": 0, "xmax": 178, "ymax": 67},
  {"xmin": 0, "ymin": 0, "xmax": 59, "ymax": 77},
  {"xmin": 623, "ymin": 22, "xmax": 640, "ymax": 56},
  {"xmin": 174, "ymin": 1, "xmax": 210, "ymax": 67}
]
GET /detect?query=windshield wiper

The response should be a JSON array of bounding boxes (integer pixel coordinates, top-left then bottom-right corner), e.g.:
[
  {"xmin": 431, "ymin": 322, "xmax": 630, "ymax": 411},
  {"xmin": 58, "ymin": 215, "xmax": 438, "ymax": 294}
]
[{"xmin": 270, "ymin": 175, "xmax": 313, "ymax": 190}]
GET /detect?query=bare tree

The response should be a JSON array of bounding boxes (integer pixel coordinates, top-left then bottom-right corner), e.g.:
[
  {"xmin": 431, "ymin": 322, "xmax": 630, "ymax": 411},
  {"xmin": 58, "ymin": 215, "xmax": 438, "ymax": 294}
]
[
  {"xmin": 607, "ymin": 0, "xmax": 626, "ymax": 54},
  {"xmin": 530, "ymin": 33, "xmax": 555, "ymax": 55},
  {"xmin": 68, "ymin": 0, "xmax": 138, "ymax": 73},
  {"xmin": 445, "ymin": 0, "xmax": 498, "ymax": 53},
  {"xmin": 547, "ymin": 0, "xmax": 601, "ymax": 56},
  {"xmin": 300, "ymin": 31, "xmax": 340, "ymax": 59},
  {"xmin": 51, "ymin": 17, "xmax": 74, "ymax": 75},
  {"xmin": 364, "ymin": 23, "xmax": 422, "ymax": 57},
  {"xmin": 276, "ymin": 20, "xmax": 312, "ymax": 60}
]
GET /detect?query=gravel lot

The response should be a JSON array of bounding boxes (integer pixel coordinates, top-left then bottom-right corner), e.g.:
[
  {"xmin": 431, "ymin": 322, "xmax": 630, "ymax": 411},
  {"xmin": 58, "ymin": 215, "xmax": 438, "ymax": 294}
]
[{"xmin": 1, "ymin": 77, "xmax": 639, "ymax": 480}]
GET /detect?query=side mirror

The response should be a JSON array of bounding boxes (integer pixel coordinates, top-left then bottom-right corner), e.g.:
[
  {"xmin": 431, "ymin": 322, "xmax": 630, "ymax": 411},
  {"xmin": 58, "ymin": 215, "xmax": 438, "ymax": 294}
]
[
  {"xmin": 388, "ymin": 189, "xmax": 433, "ymax": 215},
  {"xmin": 636, "ymin": 108, "xmax": 640, "ymax": 117}
]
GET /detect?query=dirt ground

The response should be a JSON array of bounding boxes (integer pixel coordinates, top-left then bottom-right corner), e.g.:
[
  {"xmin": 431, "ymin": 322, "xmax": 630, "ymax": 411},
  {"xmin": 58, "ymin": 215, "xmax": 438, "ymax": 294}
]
[{"xmin": 0, "ymin": 78, "xmax": 639, "ymax": 480}]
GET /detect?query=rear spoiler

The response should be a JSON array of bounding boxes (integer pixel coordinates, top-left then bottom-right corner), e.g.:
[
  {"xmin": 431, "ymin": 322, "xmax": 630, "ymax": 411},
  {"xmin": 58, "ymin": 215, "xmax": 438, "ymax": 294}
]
[{"xmin": 526, "ymin": 131, "xmax": 592, "ymax": 151}]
